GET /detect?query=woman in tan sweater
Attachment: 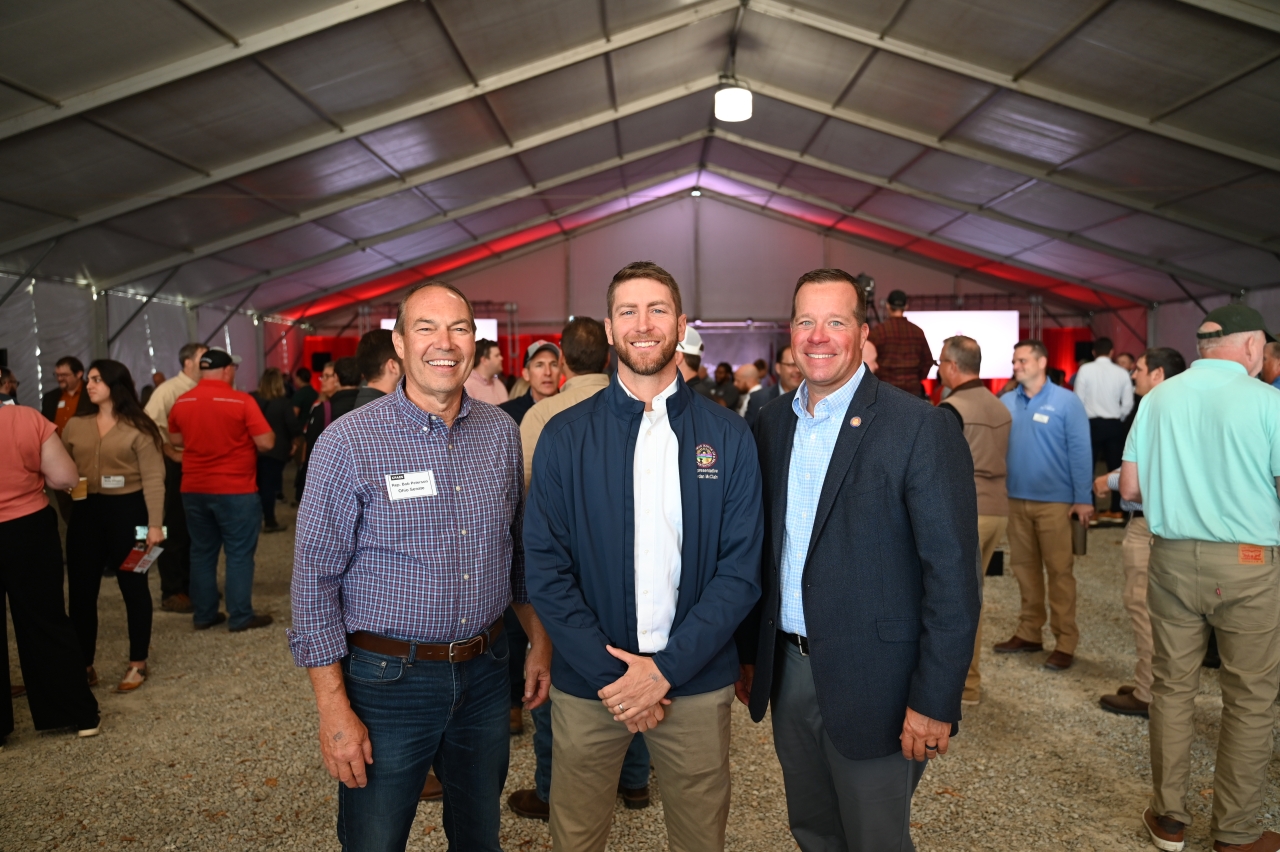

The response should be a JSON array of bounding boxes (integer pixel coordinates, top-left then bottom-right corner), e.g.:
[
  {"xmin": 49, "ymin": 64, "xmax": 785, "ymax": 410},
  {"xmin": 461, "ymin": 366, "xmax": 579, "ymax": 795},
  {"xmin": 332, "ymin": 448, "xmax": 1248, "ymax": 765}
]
[{"xmin": 62, "ymin": 360, "xmax": 165, "ymax": 694}]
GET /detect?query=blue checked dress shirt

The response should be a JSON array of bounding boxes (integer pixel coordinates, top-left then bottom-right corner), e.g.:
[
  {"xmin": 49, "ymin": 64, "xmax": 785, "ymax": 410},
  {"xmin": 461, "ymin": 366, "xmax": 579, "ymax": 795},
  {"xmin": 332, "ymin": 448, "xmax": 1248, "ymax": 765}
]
[
  {"xmin": 780, "ymin": 364, "xmax": 866, "ymax": 637},
  {"xmin": 288, "ymin": 383, "xmax": 526, "ymax": 668}
]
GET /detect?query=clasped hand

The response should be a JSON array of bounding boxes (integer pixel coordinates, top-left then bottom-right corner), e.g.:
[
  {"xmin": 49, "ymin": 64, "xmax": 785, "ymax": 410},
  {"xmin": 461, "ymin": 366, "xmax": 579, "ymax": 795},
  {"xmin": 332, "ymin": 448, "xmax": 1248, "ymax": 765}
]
[{"xmin": 597, "ymin": 646, "xmax": 672, "ymax": 733}]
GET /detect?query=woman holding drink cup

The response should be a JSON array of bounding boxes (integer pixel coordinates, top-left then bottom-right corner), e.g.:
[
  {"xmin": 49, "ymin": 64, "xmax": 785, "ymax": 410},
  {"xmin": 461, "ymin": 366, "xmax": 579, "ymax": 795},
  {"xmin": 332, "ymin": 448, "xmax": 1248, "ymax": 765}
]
[{"xmin": 62, "ymin": 360, "xmax": 165, "ymax": 693}]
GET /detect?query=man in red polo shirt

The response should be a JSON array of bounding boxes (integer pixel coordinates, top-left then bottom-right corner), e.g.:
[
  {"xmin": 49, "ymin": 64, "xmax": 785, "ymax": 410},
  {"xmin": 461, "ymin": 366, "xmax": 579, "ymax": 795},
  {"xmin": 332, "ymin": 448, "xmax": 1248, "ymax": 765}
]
[{"xmin": 168, "ymin": 349, "xmax": 275, "ymax": 632}]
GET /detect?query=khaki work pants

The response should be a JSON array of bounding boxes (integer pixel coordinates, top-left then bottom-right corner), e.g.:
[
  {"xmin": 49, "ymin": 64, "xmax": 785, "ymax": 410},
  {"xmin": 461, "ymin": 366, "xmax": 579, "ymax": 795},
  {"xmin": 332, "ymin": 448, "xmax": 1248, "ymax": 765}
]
[
  {"xmin": 1008, "ymin": 499, "xmax": 1078, "ymax": 654},
  {"xmin": 964, "ymin": 514, "xmax": 1009, "ymax": 702},
  {"xmin": 1122, "ymin": 516, "xmax": 1154, "ymax": 702},
  {"xmin": 548, "ymin": 684, "xmax": 734, "ymax": 852},
  {"xmin": 1148, "ymin": 538, "xmax": 1280, "ymax": 845}
]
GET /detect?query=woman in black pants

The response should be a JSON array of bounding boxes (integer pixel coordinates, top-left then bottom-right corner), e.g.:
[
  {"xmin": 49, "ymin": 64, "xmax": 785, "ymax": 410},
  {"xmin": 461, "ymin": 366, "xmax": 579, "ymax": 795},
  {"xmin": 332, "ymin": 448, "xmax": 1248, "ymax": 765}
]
[
  {"xmin": 251, "ymin": 367, "xmax": 301, "ymax": 533},
  {"xmin": 62, "ymin": 360, "xmax": 166, "ymax": 694},
  {"xmin": 0, "ymin": 402, "xmax": 100, "ymax": 742}
]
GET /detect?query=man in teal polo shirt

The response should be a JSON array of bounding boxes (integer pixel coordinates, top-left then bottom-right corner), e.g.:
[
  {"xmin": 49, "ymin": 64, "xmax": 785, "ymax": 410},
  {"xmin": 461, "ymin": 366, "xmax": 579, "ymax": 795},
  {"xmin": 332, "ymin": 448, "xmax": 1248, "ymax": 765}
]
[{"xmin": 1121, "ymin": 304, "xmax": 1280, "ymax": 852}]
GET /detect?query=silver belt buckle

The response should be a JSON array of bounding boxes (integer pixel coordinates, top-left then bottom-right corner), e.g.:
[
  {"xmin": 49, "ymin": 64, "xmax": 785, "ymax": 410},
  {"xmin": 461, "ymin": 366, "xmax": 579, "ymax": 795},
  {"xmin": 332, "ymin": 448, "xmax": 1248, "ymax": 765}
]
[
  {"xmin": 795, "ymin": 634, "xmax": 809, "ymax": 656},
  {"xmin": 447, "ymin": 634, "xmax": 482, "ymax": 663}
]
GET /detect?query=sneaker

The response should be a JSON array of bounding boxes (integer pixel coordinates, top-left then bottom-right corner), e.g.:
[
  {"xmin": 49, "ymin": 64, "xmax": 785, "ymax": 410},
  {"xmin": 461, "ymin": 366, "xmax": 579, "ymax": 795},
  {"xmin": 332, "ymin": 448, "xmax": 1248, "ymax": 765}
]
[
  {"xmin": 1143, "ymin": 807, "xmax": 1186, "ymax": 852},
  {"xmin": 229, "ymin": 614, "xmax": 274, "ymax": 633},
  {"xmin": 78, "ymin": 719, "xmax": 102, "ymax": 739},
  {"xmin": 161, "ymin": 594, "xmax": 194, "ymax": 613}
]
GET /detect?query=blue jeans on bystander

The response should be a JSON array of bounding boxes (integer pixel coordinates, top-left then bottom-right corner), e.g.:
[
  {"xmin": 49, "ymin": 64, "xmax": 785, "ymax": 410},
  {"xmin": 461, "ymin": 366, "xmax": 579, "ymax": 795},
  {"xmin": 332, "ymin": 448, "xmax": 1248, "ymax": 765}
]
[
  {"xmin": 337, "ymin": 628, "xmax": 511, "ymax": 852},
  {"xmin": 182, "ymin": 492, "xmax": 262, "ymax": 629}
]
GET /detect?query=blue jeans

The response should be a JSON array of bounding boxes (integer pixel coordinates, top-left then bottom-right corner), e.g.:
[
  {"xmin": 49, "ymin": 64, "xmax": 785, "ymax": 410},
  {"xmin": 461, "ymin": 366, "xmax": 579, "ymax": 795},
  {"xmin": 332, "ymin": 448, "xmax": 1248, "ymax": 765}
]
[
  {"xmin": 338, "ymin": 630, "xmax": 510, "ymax": 852},
  {"xmin": 531, "ymin": 699, "xmax": 650, "ymax": 803},
  {"xmin": 182, "ymin": 493, "xmax": 261, "ymax": 629}
]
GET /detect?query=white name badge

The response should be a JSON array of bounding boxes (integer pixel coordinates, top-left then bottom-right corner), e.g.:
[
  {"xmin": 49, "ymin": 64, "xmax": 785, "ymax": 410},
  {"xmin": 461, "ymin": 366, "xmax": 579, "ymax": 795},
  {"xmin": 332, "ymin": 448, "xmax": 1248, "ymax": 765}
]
[
  {"xmin": 1033, "ymin": 413, "xmax": 1050, "ymax": 424},
  {"xmin": 101, "ymin": 475, "xmax": 126, "ymax": 489},
  {"xmin": 385, "ymin": 470, "xmax": 438, "ymax": 501},
  {"xmin": 57, "ymin": 399, "xmax": 66, "ymax": 409}
]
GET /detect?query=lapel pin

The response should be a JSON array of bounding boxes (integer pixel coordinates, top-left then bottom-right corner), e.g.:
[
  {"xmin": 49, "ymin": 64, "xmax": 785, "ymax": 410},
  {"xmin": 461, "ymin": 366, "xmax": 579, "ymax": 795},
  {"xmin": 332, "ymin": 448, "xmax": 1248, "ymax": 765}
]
[{"xmin": 850, "ymin": 416, "xmax": 862, "ymax": 427}]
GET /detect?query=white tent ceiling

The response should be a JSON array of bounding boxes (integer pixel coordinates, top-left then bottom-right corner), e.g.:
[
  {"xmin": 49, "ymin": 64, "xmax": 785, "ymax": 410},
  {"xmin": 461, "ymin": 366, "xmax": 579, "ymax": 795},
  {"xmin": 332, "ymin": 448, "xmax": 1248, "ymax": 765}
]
[{"xmin": 1, "ymin": 0, "xmax": 1277, "ymax": 333}]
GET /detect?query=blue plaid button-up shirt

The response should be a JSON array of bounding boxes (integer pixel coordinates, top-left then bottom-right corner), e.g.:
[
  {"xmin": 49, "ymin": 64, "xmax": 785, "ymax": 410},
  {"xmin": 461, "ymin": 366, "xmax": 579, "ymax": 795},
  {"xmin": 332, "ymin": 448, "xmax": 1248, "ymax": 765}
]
[
  {"xmin": 780, "ymin": 364, "xmax": 866, "ymax": 637},
  {"xmin": 288, "ymin": 383, "xmax": 526, "ymax": 668}
]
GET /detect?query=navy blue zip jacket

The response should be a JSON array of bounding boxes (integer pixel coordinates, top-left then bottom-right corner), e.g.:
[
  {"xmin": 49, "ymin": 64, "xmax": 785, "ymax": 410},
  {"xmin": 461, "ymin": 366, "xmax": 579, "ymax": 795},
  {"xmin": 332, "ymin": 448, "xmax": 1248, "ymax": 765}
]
[{"xmin": 524, "ymin": 373, "xmax": 763, "ymax": 701}]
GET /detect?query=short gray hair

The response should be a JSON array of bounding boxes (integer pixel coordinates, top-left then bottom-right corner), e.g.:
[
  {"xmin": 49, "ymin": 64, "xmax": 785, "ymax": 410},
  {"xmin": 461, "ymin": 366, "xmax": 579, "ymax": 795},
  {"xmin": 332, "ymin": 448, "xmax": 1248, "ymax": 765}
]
[
  {"xmin": 942, "ymin": 335, "xmax": 981, "ymax": 376},
  {"xmin": 394, "ymin": 280, "xmax": 475, "ymax": 335},
  {"xmin": 1197, "ymin": 328, "xmax": 1259, "ymax": 356}
]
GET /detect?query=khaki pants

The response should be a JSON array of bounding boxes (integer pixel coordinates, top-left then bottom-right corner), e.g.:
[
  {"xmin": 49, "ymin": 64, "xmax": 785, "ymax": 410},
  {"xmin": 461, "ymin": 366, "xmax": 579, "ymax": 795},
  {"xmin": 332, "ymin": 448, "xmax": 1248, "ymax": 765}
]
[
  {"xmin": 965, "ymin": 514, "xmax": 1008, "ymax": 702},
  {"xmin": 1122, "ymin": 516, "xmax": 1154, "ymax": 702},
  {"xmin": 548, "ymin": 684, "xmax": 734, "ymax": 852},
  {"xmin": 1148, "ymin": 538, "xmax": 1280, "ymax": 845},
  {"xmin": 1008, "ymin": 498, "xmax": 1078, "ymax": 654}
]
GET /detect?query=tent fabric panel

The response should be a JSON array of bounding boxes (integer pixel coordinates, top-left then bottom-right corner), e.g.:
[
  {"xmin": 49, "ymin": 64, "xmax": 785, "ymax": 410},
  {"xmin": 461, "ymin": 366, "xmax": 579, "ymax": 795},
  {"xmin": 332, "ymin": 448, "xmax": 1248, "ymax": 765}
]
[
  {"xmin": 0, "ymin": 0, "xmax": 224, "ymax": 104},
  {"xmin": 780, "ymin": 162, "xmax": 879, "ymax": 210},
  {"xmin": 455, "ymin": 198, "xmax": 557, "ymax": 240},
  {"xmin": 838, "ymin": 51, "xmax": 997, "ymax": 139},
  {"xmin": 358, "ymin": 99, "xmax": 508, "ymax": 176},
  {"xmin": 105, "ymin": 184, "xmax": 287, "ymax": 254},
  {"xmin": 315, "ymin": 190, "xmax": 444, "ymax": 242},
  {"xmin": 804, "ymin": 117, "xmax": 927, "ymax": 178},
  {"xmin": 253, "ymin": 250, "xmax": 399, "ymax": 303},
  {"xmin": 231, "ymin": 139, "xmax": 400, "ymax": 215},
  {"xmin": 946, "ymin": 91, "xmax": 1127, "ymax": 170},
  {"xmin": 782, "ymin": 0, "xmax": 915, "ymax": 35},
  {"xmin": 620, "ymin": 140, "xmax": 704, "ymax": 184},
  {"xmin": 535, "ymin": 169, "xmax": 628, "ymax": 216},
  {"xmin": 519, "ymin": 125, "xmax": 620, "ymax": 184},
  {"xmin": 195, "ymin": 0, "xmax": 373, "ymax": 39},
  {"xmin": 1079, "ymin": 214, "xmax": 1236, "ymax": 264},
  {"xmin": 484, "ymin": 57, "xmax": 613, "ymax": 141},
  {"xmin": 894, "ymin": 150, "xmax": 1030, "ymax": 206},
  {"xmin": 0, "ymin": 119, "xmax": 197, "ymax": 221},
  {"xmin": 602, "ymin": 0, "xmax": 719, "ymax": 32},
  {"xmin": 1168, "ymin": 173, "xmax": 1280, "ymax": 242},
  {"xmin": 0, "ymin": 86, "xmax": 47, "ymax": 125},
  {"xmin": 888, "ymin": 0, "xmax": 1105, "ymax": 77},
  {"xmin": 1021, "ymin": 0, "xmax": 1280, "ymax": 120},
  {"xmin": 256, "ymin": 3, "xmax": 474, "ymax": 125},
  {"xmin": 1089, "ymin": 267, "xmax": 1204, "ymax": 303},
  {"xmin": 449, "ymin": 241, "xmax": 568, "ymax": 325},
  {"xmin": 856, "ymin": 192, "xmax": 966, "ymax": 234},
  {"xmin": 715, "ymin": 94, "xmax": 828, "ymax": 155},
  {"xmin": 1174, "ymin": 245, "xmax": 1280, "ymax": 288},
  {"xmin": 429, "ymin": 0, "xmax": 604, "ymax": 81},
  {"xmin": 106, "ymin": 294, "xmax": 190, "ymax": 390},
  {"xmin": 0, "ymin": 199, "xmax": 68, "ymax": 245},
  {"xmin": 704, "ymin": 137, "xmax": 797, "ymax": 185},
  {"xmin": 764, "ymin": 195, "xmax": 844, "ymax": 229},
  {"xmin": 374, "ymin": 222, "xmax": 475, "ymax": 264},
  {"xmin": 987, "ymin": 182, "xmax": 1133, "ymax": 233},
  {"xmin": 1014, "ymin": 240, "xmax": 1138, "ymax": 281},
  {"xmin": 567, "ymin": 197, "xmax": 696, "ymax": 318},
  {"xmin": 609, "ymin": 12, "xmax": 734, "ymax": 104},
  {"xmin": 164, "ymin": 256, "xmax": 261, "ymax": 300},
  {"xmin": 418, "ymin": 158, "xmax": 532, "ymax": 214},
  {"xmin": 736, "ymin": 11, "xmax": 875, "ymax": 105},
  {"xmin": 215, "ymin": 222, "xmax": 352, "ymax": 273},
  {"xmin": 934, "ymin": 215, "xmax": 1052, "ymax": 257},
  {"xmin": 88, "ymin": 60, "xmax": 332, "ymax": 174},
  {"xmin": 23, "ymin": 227, "xmax": 174, "ymax": 285},
  {"xmin": 1165, "ymin": 60, "xmax": 1280, "ymax": 161},
  {"xmin": 616, "ymin": 91, "xmax": 714, "ymax": 154}
]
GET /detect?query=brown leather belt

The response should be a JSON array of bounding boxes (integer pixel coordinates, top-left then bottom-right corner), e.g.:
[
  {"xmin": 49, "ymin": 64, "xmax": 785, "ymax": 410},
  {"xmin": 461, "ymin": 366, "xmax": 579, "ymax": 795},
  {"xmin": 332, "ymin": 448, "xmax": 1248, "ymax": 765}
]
[{"xmin": 348, "ymin": 619, "xmax": 503, "ymax": 664}]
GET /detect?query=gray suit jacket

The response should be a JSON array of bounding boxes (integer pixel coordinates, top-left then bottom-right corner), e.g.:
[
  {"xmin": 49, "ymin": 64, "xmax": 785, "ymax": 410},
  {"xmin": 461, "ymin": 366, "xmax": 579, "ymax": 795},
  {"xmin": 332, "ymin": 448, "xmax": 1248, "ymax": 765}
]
[{"xmin": 739, "ymin": 372, "xmax": 980, "ymax": 760}]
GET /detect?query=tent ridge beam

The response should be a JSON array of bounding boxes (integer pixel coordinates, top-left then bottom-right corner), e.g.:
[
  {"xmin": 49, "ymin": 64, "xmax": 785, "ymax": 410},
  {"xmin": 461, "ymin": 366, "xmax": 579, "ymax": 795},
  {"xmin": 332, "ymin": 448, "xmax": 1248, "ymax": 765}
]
[
  {"xmin": 713, "ymin": 129, "xmax": 1242, "ymax": 295},
  {"xmin": 747, "ymin": 0, "xmax": 1280, "ymax": 172},
  {"xmin": 0, "ymin": 0, "xmax": 737, "ymax": 256},
  {"xmin": 0, "ymin": 0, "xmax": 410, "ymax": 142},
  {"xmin": 91, "ymin": 78, "xmax": 719, "ymax": 293}
]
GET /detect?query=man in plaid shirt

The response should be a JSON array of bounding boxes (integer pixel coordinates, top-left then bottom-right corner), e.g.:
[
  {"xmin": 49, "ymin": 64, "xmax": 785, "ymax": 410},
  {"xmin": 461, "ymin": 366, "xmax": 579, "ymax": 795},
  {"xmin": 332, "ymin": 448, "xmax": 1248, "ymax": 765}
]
[
  {"xmin": 866, "ymin": 290, "xmax": 934, "ymax": 397},
  {"xmin": 291, "ymin": 281, "xmax": 551, "ymax": 852}
]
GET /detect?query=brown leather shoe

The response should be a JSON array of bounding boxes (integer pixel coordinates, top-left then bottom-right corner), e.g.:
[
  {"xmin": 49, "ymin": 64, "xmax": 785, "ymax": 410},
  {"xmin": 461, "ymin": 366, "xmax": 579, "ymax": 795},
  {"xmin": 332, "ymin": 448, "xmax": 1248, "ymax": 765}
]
[
  {"xmin": 1043, "ymin": 650, "xmax": 1074, "ymax": 671},
  {"xmin": 162, "ymin": 593, "xmax": 194, "ymax": 613},
  {"xmin": 194, "ymin": 612, "xmax": 227, "ymax": 630},
  {"xmin": 1119, "ymin": 684, "xmax": 1137, "ymax": 696},
  {"xmin": 993, "ymin": 635, "xmax": 1043, "ymax": 654},
  {"xmin": 229, "ymin": 614, "xmax": 274, "ymax": 633},
  {"xmin": 510, "ymin": 707, "xmax": 524, "ymax": 735},
  {"xmin": 115, "ymin": 665, "xmax": 147, "ymax": 694},
  {"xmin": 1100, "ymin": 691, "xmax": 1148, "ymax": 717},
  {"xmin": 86, "ymin": 666, "xmax": 99, "ymax": 687},
  {"xmin": 420, "ymin": 771, "xmax": 443, "ymax": 802},
  {"xmin": 507, "ymin": 789, "xmax": 548, "ymax": 820},
  {"xmin": 618, "ymin": 783, "xmax": 650, "ymax": 809},
  {"xmin": 1143, "ymin": 807, "xmax": 1186, "ymax": 851},
  {"xmin": 1214, "ymin": 831, "xmax": 1280, "ymax": 852}
]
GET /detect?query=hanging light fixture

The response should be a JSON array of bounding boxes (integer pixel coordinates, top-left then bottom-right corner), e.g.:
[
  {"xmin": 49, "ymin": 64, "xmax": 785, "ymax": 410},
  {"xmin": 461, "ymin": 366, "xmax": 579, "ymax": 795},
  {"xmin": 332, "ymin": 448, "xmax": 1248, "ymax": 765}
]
[{"xmin": 715, "ymin": 77, "xmax": 752, "ymax": 122}]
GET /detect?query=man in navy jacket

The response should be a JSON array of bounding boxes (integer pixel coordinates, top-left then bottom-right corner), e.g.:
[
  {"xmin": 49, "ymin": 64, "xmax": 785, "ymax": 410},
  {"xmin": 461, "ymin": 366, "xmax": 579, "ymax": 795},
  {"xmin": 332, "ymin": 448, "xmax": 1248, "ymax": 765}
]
[
  {"xmin": 738, "ymin": 269, "xmax": 980, "ymax": 852},
  {"xmin": 524, "ymin": 262, "xmax": 762, "ymax": 852}
]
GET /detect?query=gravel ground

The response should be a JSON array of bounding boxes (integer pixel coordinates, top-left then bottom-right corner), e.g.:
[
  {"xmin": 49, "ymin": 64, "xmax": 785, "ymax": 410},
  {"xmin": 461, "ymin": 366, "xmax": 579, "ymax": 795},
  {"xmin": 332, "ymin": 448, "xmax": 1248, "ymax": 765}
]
[{"xmin": 5, "ymin": 504, "xmax": 1278, "ymax": 851}]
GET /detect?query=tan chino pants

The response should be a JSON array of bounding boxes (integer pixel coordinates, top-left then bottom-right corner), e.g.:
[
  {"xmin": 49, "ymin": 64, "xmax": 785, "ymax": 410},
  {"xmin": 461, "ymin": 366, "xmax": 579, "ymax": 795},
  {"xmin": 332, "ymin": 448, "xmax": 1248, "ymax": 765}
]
[
  {"xmin": 964, "ymin": 514, "xmax": 1008, "ymax": 702},
  {"xmin": 1008, "ymin": 498, "xmax": 1078, "ymax": 654},
  {"xmin": 1122, "ymin": 516, "xmax": 1154, "ymax": 702},
  {"xmin": 1147, "ymin": 537, "xmax": 1280, "ymax": 846},
  {"xmin": 548, "ymin": 684, "xmax": 734, "ymax": 852}
]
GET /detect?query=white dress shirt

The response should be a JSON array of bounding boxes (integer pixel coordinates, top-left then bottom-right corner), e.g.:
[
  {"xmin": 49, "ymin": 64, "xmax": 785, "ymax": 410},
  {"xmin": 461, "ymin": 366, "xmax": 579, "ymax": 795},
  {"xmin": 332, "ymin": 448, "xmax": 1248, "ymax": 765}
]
[
  {"xmin": 1072, "ymin": 355, "xmax": 1134, "ymax": 420},
  {"xmin": 621, "ymin": 375, "xmax": 683, "ymax": 653},
  {"xmin": 736, "ymin": 384, "xmax": 762, "ymax": 417}
]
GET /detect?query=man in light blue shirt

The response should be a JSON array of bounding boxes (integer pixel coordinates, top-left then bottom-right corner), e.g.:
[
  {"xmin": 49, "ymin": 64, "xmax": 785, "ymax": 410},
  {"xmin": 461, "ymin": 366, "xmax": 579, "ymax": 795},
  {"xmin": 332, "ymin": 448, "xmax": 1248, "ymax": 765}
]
[
  {"xmin": 993, "ymin": 340, "xmax": 1093, "ymax": 673},
  {"xmin": 1120, "ymin": 304, "xmax": 1280, "ymax": 852}
]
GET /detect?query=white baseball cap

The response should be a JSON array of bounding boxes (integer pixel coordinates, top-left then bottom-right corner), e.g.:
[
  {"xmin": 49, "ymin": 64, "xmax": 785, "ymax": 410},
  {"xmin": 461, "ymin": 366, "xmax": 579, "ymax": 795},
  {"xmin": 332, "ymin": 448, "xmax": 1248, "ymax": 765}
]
[{"xmin": 677, "ymin": 327, "xmax": 704, "ymax": 355}]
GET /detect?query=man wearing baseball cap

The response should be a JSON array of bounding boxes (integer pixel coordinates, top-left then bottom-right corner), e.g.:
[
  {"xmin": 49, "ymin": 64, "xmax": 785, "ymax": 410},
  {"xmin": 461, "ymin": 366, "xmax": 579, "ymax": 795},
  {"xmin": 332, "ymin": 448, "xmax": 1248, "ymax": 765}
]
[
  {"xmin": 1121, "ymin": 304, "xmax": 1280, "ymax": 852},
  {"xmin": 866, "ymin": 290, "xmax": 933, "ymax": 397},
  {"xmin": 168, "ymin": 349, "xmax": 276, "ymax": 632},
  {"xmin": 500, "ymin": 340, "xmax": 562, "ymax": 426},
  {"xmin": 675, "ymin": 327, "xmax": 715, "ymax": 399}
]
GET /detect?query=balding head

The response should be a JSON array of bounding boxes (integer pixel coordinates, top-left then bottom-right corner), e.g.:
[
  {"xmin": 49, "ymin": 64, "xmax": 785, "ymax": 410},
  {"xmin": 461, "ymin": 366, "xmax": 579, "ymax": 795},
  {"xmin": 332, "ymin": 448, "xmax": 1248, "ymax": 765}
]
[
  {"xmin": 1197, "ymin": 321, "xmax": 1266, "ymax": 377},
  {"xmin": 734, "ymin": 364, "xmax": 760, "ymax": 394}
]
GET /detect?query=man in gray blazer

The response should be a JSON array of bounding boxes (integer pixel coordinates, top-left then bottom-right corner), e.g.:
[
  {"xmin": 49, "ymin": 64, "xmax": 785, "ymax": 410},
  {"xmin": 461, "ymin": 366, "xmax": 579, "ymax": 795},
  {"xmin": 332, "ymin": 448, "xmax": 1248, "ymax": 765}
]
[{"xmin": 736, "ymin": 269, "xmax": 980, "ymax": 852}]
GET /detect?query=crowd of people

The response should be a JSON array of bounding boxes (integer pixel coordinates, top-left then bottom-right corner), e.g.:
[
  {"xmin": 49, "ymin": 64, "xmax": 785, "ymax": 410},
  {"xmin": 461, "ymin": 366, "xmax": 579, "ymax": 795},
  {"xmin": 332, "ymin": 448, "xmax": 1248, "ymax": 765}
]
[{"xmin": 2, "ymin": 262, "xmax": 1278, "ymax": 852}]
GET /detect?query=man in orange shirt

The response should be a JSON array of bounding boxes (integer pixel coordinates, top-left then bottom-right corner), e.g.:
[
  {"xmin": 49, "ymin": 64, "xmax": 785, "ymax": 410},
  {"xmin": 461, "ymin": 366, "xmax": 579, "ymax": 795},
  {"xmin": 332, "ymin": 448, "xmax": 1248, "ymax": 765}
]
[{"xmin": 168, "ymin": 350, "xmax": 275, "ymax": 633}]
